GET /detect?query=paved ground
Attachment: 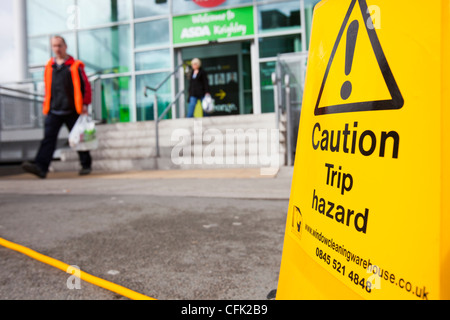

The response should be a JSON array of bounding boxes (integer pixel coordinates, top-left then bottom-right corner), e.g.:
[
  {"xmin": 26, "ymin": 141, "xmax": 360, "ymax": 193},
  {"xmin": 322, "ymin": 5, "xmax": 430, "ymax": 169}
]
[{"xmin": 0, "ymin": 167, "xmax": 293, "ymax": 300}]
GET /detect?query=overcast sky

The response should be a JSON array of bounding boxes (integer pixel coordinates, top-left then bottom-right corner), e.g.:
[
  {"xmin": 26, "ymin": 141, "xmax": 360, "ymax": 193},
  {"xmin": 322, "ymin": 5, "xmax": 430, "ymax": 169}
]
[{"xmin": 0, "ymin": 0, "xmax": 18, "ymax": 84}]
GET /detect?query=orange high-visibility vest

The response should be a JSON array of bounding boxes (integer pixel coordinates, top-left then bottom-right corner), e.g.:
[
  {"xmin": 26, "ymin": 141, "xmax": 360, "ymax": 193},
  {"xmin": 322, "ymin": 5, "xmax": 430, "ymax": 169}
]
[{"xmin": 43, "ymin": 58, "xmax": 85, "ymax": 115}]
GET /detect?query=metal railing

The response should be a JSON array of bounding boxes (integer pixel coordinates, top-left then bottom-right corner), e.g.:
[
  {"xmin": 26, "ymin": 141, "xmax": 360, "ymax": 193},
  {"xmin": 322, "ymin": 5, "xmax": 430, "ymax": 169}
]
[
  {"xmin": 88, "ymin": 72, "xmax": 104, "ymax": 123},
  {"xmin": 0, "ymin": 86, "xmax": 45, "ymax": 131},
  {"xmin": 0, "ymin": 86, "xmax": 46, "ymax": 162},
  {"xmin": 272, "ymin": 52, "xmax": 309, "ymax": 166},
  {"xmin": 143, "ymin": 64, "xmax": 185, "ymax": 158}
]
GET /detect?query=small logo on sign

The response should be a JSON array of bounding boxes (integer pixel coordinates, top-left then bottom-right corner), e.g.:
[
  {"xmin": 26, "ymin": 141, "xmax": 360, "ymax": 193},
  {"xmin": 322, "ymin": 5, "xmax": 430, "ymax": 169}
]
[{"xmin": 291, "ymin": 206, "xmax": 303, "ymax": 241}]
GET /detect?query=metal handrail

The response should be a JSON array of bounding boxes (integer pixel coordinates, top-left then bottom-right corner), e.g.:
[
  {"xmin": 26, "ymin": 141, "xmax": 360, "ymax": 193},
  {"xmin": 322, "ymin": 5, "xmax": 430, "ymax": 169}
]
[
  {"xmin": 0, "ymin": 89, "xmax": 45, "ymax": 132},
  {"xmin": 86, "ymin": 69, "xmax": 127, "ymax": 123},
  {"xmin": 0, "ymin": 69, "xmax": 128, "ymax": 126},
  {"xmin": 0, "ymin": 85, "xmax": 44, "ymax": 99},
  {"xmin": 143, "ymin": 64, "xmax": 184, "ymax": 96},
  {"xmin": 273, "ymin": 52, "xmax": 309, "ymax": 167},
  {"xmin": 143, "ymin": 64, "xmax": 185, "ymax": 158},
  {"xmin": 158, "ymin": 90, "xmax": 184, "ymax": 122},
  {"xmin": 284, "ymin": 75, "xmax": 293, "ymax": 167}
]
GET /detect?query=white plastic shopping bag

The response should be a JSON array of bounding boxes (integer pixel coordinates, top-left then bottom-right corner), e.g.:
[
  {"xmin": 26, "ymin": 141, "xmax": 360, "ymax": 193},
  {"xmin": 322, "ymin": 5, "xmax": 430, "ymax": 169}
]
[
  {"xmin": 69, "ymin": 114, "xmax": 98, "ymax": 151},
  {"xmin": 202, "ymin": 94, "xmax": 215, "ymax": 114}
]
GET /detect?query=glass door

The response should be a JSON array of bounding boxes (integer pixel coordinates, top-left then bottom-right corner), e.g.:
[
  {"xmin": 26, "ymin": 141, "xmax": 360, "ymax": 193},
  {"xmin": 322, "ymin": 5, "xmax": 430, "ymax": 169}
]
[{"xmin": 180, "ymin": 41, "xmax": 252, "ymax": 117}]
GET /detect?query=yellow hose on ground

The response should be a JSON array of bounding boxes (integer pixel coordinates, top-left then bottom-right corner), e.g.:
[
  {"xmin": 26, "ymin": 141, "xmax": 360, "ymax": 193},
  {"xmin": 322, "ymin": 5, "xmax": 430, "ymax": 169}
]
[{"xmin": 0, "ymin": 237, "xmax": 155, "ymax": 300}]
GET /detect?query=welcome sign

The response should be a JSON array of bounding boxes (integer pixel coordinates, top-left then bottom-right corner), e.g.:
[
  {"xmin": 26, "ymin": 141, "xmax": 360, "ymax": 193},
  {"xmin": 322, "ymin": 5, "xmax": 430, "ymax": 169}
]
[{"xmin": 173, "ymin": 6, "xmax": 254, "ymax": 45}]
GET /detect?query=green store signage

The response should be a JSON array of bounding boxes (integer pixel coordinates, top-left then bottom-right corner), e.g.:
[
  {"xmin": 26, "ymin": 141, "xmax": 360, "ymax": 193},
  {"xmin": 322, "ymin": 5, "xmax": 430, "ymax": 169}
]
[{"xmin": 173, "ymin": 6, "xmax": 254, "ymax": 44}]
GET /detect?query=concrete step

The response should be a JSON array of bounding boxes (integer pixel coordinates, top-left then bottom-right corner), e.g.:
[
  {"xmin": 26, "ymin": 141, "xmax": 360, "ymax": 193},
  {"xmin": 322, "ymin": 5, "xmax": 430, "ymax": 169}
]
[
  {"xmin": 95, "ymin": 127, "xmax": 284, "ymax": 146},
  {"xmin": 51, "ymin": 152, "xmax": 286, "ymax": 173},
  {"xmin": 96, "ymin": 113, "xmax": 278, "ymax": 133},
  {"xmin": 60, "ymin": 147, "xmax": 159, "ymax": 162},
  {"xmin": 96, "ymin": 120, "xmax": 282, "ymax": 140},
  {"xmin": 93, "ymin": 129, "xmax": 286, "ymax": 149},
  {"xmin": 60, "ymin": 141, "xmax": 287, "ymax": 162},
  {"xmin": 51, "ymin": 158, "xmax": 164, "ymax": 172},
  {"xmin": 54, "ymin": 112, "xmax": 287, "ymax": 172}
]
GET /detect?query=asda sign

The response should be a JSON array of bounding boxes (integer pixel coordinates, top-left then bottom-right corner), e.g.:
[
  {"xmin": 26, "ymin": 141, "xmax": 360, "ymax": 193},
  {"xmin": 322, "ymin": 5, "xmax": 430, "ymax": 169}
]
[{"xmin": 173, "ymin": 6, "xmax": 254, "ymax": 44}]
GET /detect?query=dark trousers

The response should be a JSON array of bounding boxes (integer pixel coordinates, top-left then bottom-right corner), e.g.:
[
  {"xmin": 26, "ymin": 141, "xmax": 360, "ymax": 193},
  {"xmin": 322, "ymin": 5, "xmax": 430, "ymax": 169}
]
[{"xmin": 35, "ymin": 112, "xmax": 92, "ymax": 173}]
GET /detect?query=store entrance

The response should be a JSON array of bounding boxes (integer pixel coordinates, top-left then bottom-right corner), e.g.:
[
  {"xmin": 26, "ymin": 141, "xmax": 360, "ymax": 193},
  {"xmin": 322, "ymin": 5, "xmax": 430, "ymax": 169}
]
[{"xmin": 179, "ymin": 41, "xmax": 253, "ymax": 117}]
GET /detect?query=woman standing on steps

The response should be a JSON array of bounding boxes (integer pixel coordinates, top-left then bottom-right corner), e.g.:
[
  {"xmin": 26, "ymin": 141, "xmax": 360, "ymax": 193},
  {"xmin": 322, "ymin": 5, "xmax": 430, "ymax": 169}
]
[{"xmin": 187, "ymin": 58, "xmax": 211, "ymax": 118}]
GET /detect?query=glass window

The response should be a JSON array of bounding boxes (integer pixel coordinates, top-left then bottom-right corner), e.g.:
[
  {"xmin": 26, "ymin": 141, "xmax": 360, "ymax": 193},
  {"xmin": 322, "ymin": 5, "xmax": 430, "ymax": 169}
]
[
  {"xmin": 29, "ymin": 34, "xmax": 75, "ymax": 66},
  {"xmin": 28, "ymin": 70, "xmax": 45, "ymax": 95},
  {"xmin": 77, "ymin": 0, "xmax": 131, "ymax": 28},
  {"xmin": 305, "ymin": 0, "xmax": 322, "ymax": 49},
  {"xmin": 29, "ymin": 69, "xmax": 44, "ymax": 81},
  {"xmin": 78, "ymin": 25, "xmax": 131, "ymax": 75},
  {"xmin": 101, "ymin": 76, "xmax": 132, "ymax": 124},
  {"xmin": 257, "ymin": 1, "xmax": 301, "ymax": 33},
  {"xmin": 135, "ymin": 49, "xmax": 171, "ymax": 71},
  {"xmin": 135, "ymin": 19, "xmax": 170, "ymax": 49},
  {"xmin": 28, "ymin": 37, "xmax": 50, "ymax": 66},
  {"xmin": 136, "ymin": 73, "xmax": 172, "ymax": 121},
  {"xmin": 260, "ymin": 61, "xmax": 276, "ymax": 113},
  {"xmin": 305, "ymin": 0, "xmax": 322, "ymax": 8},
  {"xmin": 241, "ymin": 42, "xmax": 253, "ymax": 114},
  {"xmin": 26, "ymin": 0, "xmax": 75, "ymax": 36},
  {"xmin": 259, "ymin": 34, "xmax": 302, "ymax": 58},
  {"xmin": 134, "ymin": 0, "xmax": 169, "ymax": 19},
  {"xmin": 172, "ymin": 0, "xmax": 252, "ymax": 15}
]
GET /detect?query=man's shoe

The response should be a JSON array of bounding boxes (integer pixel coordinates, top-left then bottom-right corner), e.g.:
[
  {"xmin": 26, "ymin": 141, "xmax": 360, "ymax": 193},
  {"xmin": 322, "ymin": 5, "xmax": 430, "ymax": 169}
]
[
  {"xmin": 79, "ymin": 167, "xmax": 92, "ymax": 176},
  {"xmin": 22, "ymin": 162, "xmax": 47, "ymax": 179}
]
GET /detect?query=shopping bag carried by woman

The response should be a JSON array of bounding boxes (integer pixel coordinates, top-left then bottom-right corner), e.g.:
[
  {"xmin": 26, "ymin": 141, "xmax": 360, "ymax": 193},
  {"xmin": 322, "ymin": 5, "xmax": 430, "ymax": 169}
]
[{"xmin": 202, "ymin": 94, "xmax": 215, "ymax": 114}]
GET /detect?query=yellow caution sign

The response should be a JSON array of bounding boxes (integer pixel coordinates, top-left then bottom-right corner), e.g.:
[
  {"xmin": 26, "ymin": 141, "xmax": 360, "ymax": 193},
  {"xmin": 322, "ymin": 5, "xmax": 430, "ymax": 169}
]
[{"xmin": 277, "ymin": 0, "xmax": 450, "ymax": 300}]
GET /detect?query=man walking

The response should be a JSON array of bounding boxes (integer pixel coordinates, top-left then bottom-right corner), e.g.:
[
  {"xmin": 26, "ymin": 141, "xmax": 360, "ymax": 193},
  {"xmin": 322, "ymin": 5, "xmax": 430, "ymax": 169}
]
[{"xmin": 22, "ymin": 36, "xmax": 92, "ymax": 178}]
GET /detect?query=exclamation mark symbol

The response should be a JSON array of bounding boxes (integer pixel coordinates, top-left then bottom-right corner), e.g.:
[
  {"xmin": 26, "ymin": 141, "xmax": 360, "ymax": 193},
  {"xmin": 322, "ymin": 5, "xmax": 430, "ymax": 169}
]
[{"xmin": 341, "ymin": 20, "xmax": 359, "ymax": 100}]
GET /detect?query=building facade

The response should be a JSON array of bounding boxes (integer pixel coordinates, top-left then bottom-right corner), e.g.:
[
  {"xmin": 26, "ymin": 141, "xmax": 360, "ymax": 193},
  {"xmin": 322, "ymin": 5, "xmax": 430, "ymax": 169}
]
[{"xmin": 25, "ymin": 0, "xmax": 320, "ymax": 124}]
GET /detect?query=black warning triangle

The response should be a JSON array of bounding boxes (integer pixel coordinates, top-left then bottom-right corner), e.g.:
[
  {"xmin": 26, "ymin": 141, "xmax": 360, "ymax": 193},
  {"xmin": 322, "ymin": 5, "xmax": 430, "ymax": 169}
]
[{"xmin": 314, "ymin": 0, "xmax": 404, "ymax": 116}]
